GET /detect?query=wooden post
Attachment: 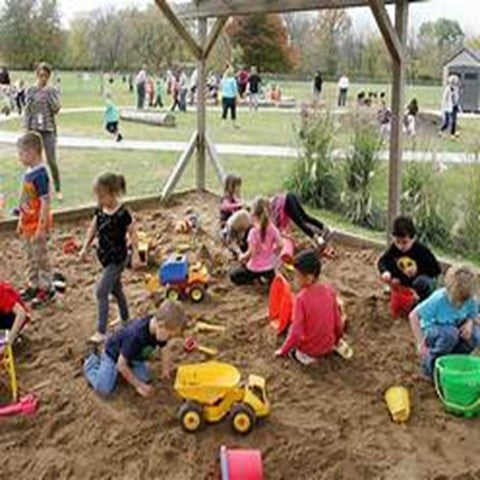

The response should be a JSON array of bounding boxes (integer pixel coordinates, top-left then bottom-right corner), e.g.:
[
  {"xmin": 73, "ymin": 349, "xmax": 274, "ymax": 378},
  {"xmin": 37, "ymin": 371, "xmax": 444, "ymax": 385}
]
[
  {"xmin": 387, "ymin": 0, "xmax": 408, "ymax": 237},
  {"xmin": 196, "ymin": 18, "xmax": 208, "ymax": 190}
]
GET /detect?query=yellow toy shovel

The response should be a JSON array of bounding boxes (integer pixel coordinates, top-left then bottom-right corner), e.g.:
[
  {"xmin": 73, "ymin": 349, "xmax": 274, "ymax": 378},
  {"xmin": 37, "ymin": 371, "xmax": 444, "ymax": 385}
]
[
  {"xmin": 385, "ymin": 386, "xmax": 411, "ymax": 423},
  {"xmin": 194, "ymin": 321, "xmax": 226, "ymax": 334}
]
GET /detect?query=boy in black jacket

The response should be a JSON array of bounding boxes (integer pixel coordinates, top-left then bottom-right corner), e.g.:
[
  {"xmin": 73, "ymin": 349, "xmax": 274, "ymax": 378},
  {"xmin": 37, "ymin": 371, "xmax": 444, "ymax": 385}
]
[{"xmin": 378, "ymin": 216, "xmax": 441, "ymax": 302}]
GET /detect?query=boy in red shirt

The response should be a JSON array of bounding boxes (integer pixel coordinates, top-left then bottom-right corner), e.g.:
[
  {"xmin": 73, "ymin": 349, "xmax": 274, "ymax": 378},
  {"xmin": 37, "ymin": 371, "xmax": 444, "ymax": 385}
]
[
  {"xmin": 275, "ymin": 250, "xmax": 344, "ymax": 365},
  {"xmin": 0, "ymin": 282, "xmax": 30, "ymax": 351}
]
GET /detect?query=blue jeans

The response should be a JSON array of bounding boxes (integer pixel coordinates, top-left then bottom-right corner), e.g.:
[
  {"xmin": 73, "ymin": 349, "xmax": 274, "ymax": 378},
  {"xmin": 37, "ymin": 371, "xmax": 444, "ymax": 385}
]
[
  {"xmin": 423, "ymin": 325, "xmax": 480, "ymax": 378},
  {"xmin": 411, "ymin": 275, "xmax": 436, "ymax": 302},
  {"xmin": 83, "ymin": 353, "xmax": 151, "ymax": 396}
]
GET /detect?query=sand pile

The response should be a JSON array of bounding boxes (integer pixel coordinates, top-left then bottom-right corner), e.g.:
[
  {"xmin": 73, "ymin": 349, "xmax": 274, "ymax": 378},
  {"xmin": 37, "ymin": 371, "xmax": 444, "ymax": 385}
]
[{"xmin": 1, "ymin": 192, "xmax": 479, "ymax": 480}]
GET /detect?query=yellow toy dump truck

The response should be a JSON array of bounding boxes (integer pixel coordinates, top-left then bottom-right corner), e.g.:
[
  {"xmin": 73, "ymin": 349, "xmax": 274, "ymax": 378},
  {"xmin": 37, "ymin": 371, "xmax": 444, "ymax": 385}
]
[{"xmin": 174, "ymin": 361, "xmax": 270, "ymax": 435}]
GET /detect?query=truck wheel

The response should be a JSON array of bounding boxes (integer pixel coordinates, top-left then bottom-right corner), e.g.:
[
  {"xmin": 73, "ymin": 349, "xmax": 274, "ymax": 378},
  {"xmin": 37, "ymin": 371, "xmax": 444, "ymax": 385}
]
[
  {"xmin": 230, "ymin": 403, "xmax": 256, "ymax": 435},
  {"xmin": 179, "ymin": 401, "xmax": 204, "ymax": 433},
  {"xmin": 189, "ymin": 284, "xmax": 205, "ymax": 303},
  {"xmin": 166, "ymin": 287, "xmax": 180, "ymax": 302}
]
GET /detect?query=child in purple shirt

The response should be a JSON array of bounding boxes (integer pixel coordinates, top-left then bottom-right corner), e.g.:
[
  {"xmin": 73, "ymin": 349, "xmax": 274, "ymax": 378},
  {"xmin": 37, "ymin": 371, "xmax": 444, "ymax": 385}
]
[{"xmin": 230, "ymin": 197, "xmax": 282, "ymax": 286}]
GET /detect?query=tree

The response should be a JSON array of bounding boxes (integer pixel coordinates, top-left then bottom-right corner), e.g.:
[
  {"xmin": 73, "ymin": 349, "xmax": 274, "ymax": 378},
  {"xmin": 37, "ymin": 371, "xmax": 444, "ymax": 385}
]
[
  {"xmin": 0, "ymin": 0, "xmax": 63, "ymax": 68},
  {"xmin": 227, "ymin": 14, "xmax": 295, "ymax": 72}
]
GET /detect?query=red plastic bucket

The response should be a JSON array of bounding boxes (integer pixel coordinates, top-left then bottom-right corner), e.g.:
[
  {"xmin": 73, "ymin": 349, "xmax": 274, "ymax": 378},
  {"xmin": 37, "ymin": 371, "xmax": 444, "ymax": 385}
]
[
  {"xmin": 220, "ymin": 446, "xmax": 263, "ymax": 480},
  {"xmin": 280, "ymin": 237, "xmax": 295, "ymax": 265},
  {"xmin": 390, "ymin": 286, "xmax": 416, "ymax": 317}
]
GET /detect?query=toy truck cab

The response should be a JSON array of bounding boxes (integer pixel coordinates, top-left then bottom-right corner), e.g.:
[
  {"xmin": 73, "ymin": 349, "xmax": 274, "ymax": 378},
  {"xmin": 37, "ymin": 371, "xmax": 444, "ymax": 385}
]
[
  {"xmin": 160, "ymin": 255, "xmax": 209, "ymax": 303},
  {"xmin": 174, "ymin": 361, "xmax": 270, "ymax": 435}
]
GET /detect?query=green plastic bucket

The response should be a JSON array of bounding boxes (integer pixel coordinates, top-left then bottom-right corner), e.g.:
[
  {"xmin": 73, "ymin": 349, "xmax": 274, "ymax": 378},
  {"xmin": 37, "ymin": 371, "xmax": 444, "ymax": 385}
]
[{"xmin": 434, "ymin": 355, "xmax": 480, "ymax": 417}]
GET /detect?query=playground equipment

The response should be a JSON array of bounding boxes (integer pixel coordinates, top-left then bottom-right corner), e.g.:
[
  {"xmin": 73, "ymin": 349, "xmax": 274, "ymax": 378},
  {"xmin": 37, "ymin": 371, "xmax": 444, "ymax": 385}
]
[
  {"xmin": 120, "ymin": 109, "xmax": 176, "ymax": 127},
  {"xmin": 0, "ymin": 331, "xmax": 39, "ymax": 417},
  {"xmin": 385, "ymin": 386, "xmax": 411, "ymax": 423},
  {"xmin": 434, "ymin": 355, "xmax": 480, "ymax": 418},
  {"xmin": 160, "ymin": 255, "xmax": 209, "ymax": 303},
  {"xmin": 174, "ymin": 361, "xmax": 270, "ymax": 434},
  {"xmin": 268, "ymin": 274, "xmax": 293, "ymax": 335},
  {"xmin": 220, "ymin": 446, "xmax": 264, "ymax": 480}
]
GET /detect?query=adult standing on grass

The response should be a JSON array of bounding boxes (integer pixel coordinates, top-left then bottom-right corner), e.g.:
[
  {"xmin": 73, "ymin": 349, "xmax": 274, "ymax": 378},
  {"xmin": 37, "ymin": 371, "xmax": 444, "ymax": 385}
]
[
  {"xmin": 313, "ymin": 70, "xmax": 323, "ymax": 98},
  {"xmin": 221, "ymin": 67, "xmax": 239, "ymax": 128},
  {"xmin": 440, "ymin": 75, "xmax": 460, "ymax": 139},
  {"xmin": 24, "ymin": 62, "xmax": 62, "ymax": 201},
  {"xmin": 135, "ymin": 65, "xmax": 147, "ymax": 110},
  {"xmin": 337, "ymin": 73, "xmax": 350, "ymax": 107}
]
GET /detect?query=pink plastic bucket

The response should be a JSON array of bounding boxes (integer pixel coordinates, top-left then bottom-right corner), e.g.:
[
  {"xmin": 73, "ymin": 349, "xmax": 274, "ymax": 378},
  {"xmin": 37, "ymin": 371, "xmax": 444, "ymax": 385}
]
[{"xmin": 220, "ymin": 446, "xmax": 263, "ymax": 480}]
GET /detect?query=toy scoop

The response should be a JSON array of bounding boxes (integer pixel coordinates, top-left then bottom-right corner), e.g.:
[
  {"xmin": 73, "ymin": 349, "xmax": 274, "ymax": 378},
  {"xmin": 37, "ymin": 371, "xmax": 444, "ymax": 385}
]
[
  {"xmin": 184, "ymin": 336, "xmax": 218, "ymax": 356},
  {"xmin": 334, "ymin": 338, "xmax": 353, "ymax": 360},
  {"xmin": 385, "ymin": 385, "xmax": 411, "ymax": 423}
]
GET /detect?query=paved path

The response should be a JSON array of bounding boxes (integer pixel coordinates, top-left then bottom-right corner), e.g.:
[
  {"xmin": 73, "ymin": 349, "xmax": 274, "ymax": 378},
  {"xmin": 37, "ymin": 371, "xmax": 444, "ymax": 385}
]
[{"xmin": 0, "ymin": 107, "xmax": 477, "ymax": 163}]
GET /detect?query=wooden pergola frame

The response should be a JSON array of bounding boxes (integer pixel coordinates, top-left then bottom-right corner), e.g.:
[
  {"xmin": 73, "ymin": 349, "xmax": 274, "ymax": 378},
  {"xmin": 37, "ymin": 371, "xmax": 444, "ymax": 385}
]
[{"xmin": 155, "ymin": 0, "xmax": 424, "ymax": 234}]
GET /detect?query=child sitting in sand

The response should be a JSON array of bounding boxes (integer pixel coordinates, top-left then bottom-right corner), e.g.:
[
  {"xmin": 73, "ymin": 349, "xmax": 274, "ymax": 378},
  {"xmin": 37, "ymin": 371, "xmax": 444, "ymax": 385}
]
[
  {"xmin": 80, "ymin": 173, "xmax": 140, "ymax": 344},
  {"xmin": 220, "ymin": 174, "xmax": 244, "ymax": 228},
  {"xmin": 223, "ymin": 209, "xmax": 253, "ymax": 259},
  {"xmin": 378, "ymin": 215, "xmax": 441, "ymax": 303},
  {"xmin": 104, "ymin": 92, "xmax": 123, "ymax": 142},
  {"xmin": 270, "ymin": 192, "xmax": 329, "ymax": 247},
  {"xmin": 0, "ymin": 282, "xmax": 30, "ymax": 351},
  {"xmin": 275, "ymin": 250, "xmax": 344, "ymax": 365},
  {"xmin": 409, "ymin": 265, "xmax": 480, "ymax": 379},
  {"xmin": 83, "ymin": 300, "xmax": 187, "ymax": 397},
  {"xmin": 230, "ymin": 197, "xmax": 282, "ymax": 286}
]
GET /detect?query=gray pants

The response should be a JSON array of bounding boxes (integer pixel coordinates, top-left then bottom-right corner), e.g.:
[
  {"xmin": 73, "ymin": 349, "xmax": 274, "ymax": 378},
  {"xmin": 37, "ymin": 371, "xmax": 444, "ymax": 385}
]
[
  {"xmin": 24, "ymin": 235, "xmax": 52, "ymax": 290},
  {"xmin": 38, "ymin": 131, "xmax": 60, "ymax": 193},
  {"xmin": 96, "ymin": 263, "xmax": 129, "ymax": 334}
]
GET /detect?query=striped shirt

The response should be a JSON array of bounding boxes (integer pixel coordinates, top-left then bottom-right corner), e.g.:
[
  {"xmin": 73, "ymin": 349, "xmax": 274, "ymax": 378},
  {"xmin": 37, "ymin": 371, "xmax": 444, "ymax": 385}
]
[{"xmin": 24, "ymin": 86, "xmax": 61, "ymax": 133}]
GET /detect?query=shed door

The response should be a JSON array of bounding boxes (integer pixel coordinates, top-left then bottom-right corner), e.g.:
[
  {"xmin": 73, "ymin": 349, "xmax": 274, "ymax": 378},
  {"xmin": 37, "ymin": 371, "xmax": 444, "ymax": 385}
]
[{"xmin": 461, "ymin": 70, "xmax": 479, "ymax": 112}]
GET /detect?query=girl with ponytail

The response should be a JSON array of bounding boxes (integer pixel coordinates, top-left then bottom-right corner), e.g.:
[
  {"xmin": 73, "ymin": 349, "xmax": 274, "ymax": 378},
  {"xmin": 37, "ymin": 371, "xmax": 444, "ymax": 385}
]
[
  {"xmin": 230, "ymin": 196, "xmax": 283, "ymax": 286},
  {"xmin": 80, "ymin": 172, "xmax": 140, "ymax": 343}
]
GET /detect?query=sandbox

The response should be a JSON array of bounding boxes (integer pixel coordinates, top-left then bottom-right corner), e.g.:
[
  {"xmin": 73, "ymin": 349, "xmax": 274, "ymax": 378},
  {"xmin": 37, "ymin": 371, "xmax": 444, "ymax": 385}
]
[{"xmin": 1, "ymin": 191, "xmax": 479, "ymax": 480}]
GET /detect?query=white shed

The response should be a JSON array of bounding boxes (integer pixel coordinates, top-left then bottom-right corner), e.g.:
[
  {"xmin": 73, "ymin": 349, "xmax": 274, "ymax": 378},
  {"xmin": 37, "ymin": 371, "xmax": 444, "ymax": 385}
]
[{"xmin": 444, "ymin": 47, "xmax": 480, "ymax": 113}]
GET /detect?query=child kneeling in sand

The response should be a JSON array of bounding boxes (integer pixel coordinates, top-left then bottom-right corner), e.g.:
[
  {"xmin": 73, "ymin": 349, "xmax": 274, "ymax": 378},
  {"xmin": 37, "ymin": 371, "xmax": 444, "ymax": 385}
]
[
  {"xmin": 0, "ymin": 281, "xmax": 30, "ymax": 351},
  {"xmin": 275, "ymin": 250, "xmax": 344, "ymax": 365},
  {"xmin": 409, "ymin": 265, "xmax": 480, "ymax": 379},
  {"xmin": 83, "ymin": 300, "xmax": 187, "ymax": 397}
]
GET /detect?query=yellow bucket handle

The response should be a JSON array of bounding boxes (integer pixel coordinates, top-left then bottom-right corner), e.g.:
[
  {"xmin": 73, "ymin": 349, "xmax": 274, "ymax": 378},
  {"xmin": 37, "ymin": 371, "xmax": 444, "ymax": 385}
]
[{"xmin": 434, "ymin": 364, "xmax": 480, "ymax": 414}]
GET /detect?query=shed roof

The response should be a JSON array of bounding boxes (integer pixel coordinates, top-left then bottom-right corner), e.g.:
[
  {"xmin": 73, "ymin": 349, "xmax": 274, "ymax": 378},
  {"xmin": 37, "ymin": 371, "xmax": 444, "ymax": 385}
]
[
  {"xmin": 444, "ymin": 47, "xmax": 480, "ymax": 67},
  {"xmin": 176, "ymin": 0, "xmax": 424, "ymax": 19}
]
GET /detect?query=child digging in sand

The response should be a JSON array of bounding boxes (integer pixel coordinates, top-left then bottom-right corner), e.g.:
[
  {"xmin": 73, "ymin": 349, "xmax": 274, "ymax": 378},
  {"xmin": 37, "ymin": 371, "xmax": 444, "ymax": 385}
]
[
  {"xmin": 219, "ymin": 174, "xmax": 244, "ymax": 229},
  {"xmin": 378, "ymin": 215, "xmax": 441, "ymax": 305},
  {"xmin": 80, "ymin": 173, "xmax": 140, "ymax": 343},
  {"xmin": 409, "ymin": 265, "xmax": 480, "ymax": 379},
  {"xmin": 17, "ymin": 132, "xmax": 55, "ymax": 309},
  {"xmin": 83, "ymin": 300, "xmax": 187, "ymax": 397},
  {"xmin": 230, "ymin": 197, "xmax": 282, "ymax": 286},
  {"xmin": 275, "ymin": 250, "xmax": 345, "ymax": 365}
]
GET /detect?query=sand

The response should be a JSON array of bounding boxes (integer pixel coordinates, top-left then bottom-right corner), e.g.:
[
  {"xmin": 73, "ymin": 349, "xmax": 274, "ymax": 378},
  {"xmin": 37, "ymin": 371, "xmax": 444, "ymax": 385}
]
[{"xmin": 1, "ymin": 191, "xmax": 479, "ymax": 480}]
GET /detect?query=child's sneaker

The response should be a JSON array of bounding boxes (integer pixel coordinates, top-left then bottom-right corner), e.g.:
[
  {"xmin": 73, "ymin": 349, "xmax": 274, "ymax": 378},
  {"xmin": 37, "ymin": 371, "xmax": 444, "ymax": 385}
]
[
  {"xmin": 89, "ymin": 332, "xmax": 106, "ymax": 344},
  {"xmin": 116, "ymin": 133, "xmax": 123, "ymax": 142},
  {"xmin": 20, "ymin": 286, "xmax": 38, "ymax": 302},
  {"xmin": 31, "ymin": 288, "xmax": 56, "ymax": 310}
]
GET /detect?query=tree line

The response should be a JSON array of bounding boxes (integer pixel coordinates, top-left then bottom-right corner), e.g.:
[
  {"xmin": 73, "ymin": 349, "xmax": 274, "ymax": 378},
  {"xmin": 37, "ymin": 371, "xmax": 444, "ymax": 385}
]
[{"xmin": 0, "ymin": 0, "xmax": 475, "ymax": 82}]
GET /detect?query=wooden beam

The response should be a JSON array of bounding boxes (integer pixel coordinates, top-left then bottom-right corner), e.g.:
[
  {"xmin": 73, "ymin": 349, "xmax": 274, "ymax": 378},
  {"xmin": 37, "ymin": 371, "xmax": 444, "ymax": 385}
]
[
  {"xmin": 368, "ymin": 0, "xmax": 403, "ymax": 62},
  {"xmin": 206, "ymin": 133, "xmax": 226, "ymax": 184},
  {"xmin": 387, "ymin": 0, "xmax": 408, "ymax": 236},
  {"xmin": 154, "ymin": 0, "xmax": 203, "ymax": 59},
  {"xmin": 161, "ymin": 131, "xmax": 198, "ymax": 199},
  {"xmin": 196, "ymin": 18, "xmax": 208, "ymax": 190},
  {"xmin": 203, "ymin": 17, "xmax": 228, "ymax": 60},
  {"xmin": 177, "ymin": 0, "xmax": 422, "ymax": 19}
]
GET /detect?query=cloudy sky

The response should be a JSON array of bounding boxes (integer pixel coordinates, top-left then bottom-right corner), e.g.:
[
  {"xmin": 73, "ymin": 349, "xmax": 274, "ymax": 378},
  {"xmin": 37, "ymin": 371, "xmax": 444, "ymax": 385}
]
[{"xmin": 54, "ymin": 0, "xmax": 478, "ymax": 33}]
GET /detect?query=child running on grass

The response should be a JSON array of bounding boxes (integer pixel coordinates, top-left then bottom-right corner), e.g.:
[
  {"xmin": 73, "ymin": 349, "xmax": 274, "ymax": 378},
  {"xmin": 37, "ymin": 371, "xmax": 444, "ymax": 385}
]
[
  {"xmin": 275, "ymin": 250, "xmax": 345, "ymax": 365},
  {"xmin": 409, "ymin": 265, "xmax": 480, "ymax": 379},
  {"xmin": 230, "ymin": 197, "xmax": 282, "ymax": 286},
  {"xmin": 378, "ymin": 215, "xmax": 441, "ymax": 303},
  {"xmin": 17, "ymin": 132, "xmax": 55, "ymax": 309},
  {"xmin": 83, "ymin": 300, "xmax": 187, "ymax": 397},
  {"xmin": 220, "ymin": 174, "xmax": 244, "ymax": 228},
  {"xmin": 80, "ymin": 173, "xmax": 140, "ymax": 344},
  {"xmin": 104, "ymin": 92, "xmax": 123, "ymax": 142},
  {"xmin": 0, "ymin": 282, "xmax": 30, "ymax": 351},
  {"xmin": 270, "ymin": 192, "xmax": 330, "ymax": 247}
]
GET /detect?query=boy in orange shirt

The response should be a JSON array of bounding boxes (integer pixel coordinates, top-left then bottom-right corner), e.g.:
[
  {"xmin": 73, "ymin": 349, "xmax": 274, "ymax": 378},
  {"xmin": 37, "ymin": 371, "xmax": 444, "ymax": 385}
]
[{"xmin": 16, "ymin": 132, "xmax": 54, "ymax": 309}]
